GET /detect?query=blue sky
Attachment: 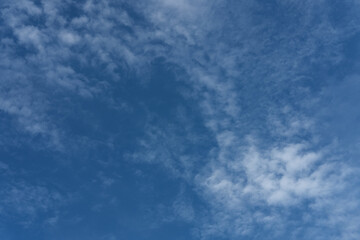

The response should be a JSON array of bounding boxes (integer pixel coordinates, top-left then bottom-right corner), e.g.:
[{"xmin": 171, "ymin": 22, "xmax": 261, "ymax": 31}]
[{"xmin": 1, "ymin": 0, "xmax": 360, "ymax": 239}]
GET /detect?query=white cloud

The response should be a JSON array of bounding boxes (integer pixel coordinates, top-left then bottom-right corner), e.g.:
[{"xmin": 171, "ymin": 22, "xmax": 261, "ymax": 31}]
[
  {"xmin": 15, "ymin": 0, "xmax": 42, "ymax": 15},
  {"xmin": 59, "ymin": 31, "xmax": 81, "ymax": 45},
  {"xmin": 14, "ymin": 26, "xmax": 45, "ymax": 50},
  {"xmin": 195, "ymin": 133, "xmax": 358, "ymax": 238}
]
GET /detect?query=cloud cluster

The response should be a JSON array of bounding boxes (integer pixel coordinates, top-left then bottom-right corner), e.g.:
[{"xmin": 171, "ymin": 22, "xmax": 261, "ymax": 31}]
[{"xmin": 0, "ymin": 0, "xmax": 148, "ymax": 147}]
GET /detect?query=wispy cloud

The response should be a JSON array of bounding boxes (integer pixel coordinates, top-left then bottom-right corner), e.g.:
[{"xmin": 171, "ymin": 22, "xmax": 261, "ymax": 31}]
[
  {"xmin": 128, "ymin": 0, "xmax": 360, "ymax": 239},
  {"xmin": 1, "ymin": 0, "xmax": 360, "ymax": 239},
  {"xmin": 0, "ymin": 181, "xmax": 65, "ymax": 226}
]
